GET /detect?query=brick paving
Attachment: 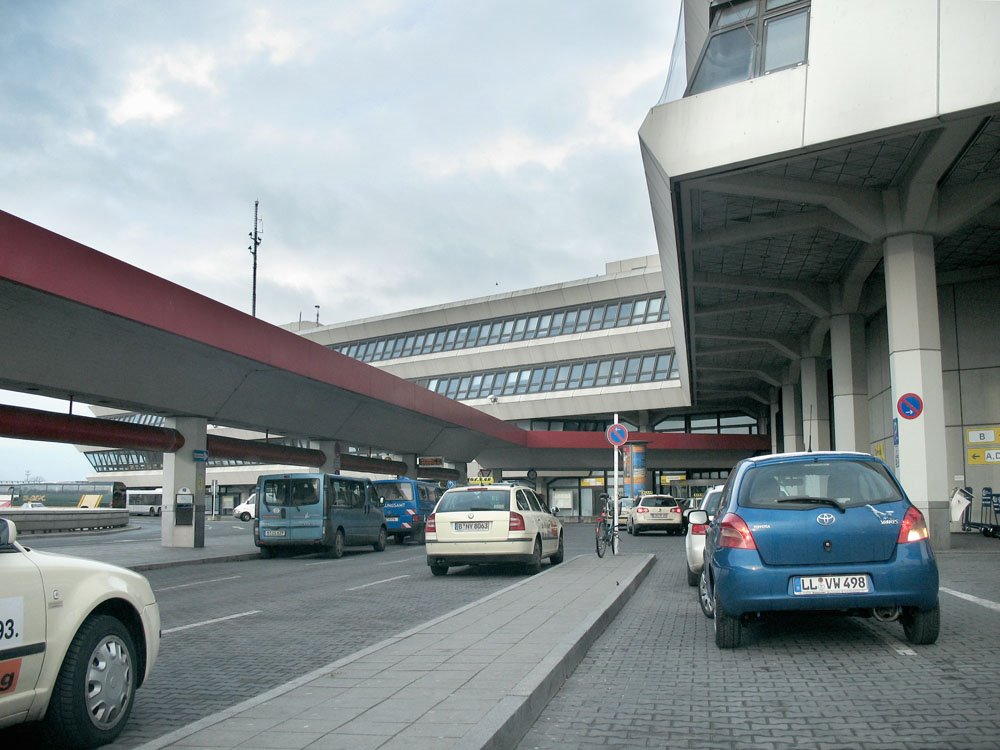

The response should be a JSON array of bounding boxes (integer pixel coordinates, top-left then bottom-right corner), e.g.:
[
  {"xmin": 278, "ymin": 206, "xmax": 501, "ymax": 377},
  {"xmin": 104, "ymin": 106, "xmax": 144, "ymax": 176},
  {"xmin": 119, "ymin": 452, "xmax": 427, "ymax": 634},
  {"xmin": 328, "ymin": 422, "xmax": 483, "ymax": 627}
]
[{"xmin": 517, "ymin": 532, "xmax": 1000, "ymax": 750}]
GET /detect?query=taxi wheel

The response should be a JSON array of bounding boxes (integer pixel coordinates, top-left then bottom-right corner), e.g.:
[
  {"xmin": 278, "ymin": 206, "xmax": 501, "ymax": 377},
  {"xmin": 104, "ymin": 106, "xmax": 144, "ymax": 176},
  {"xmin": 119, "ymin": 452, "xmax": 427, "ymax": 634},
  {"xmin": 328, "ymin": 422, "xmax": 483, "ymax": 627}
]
[
  {"xmin": 430, "ymin": 563, "xmax": 448, "ymax": 576},
  {"xmin": 373, "ymin": 526, "xmax": 388, "ymax": 552},
  {"xmin": 46, "ymin": 614, "xmax": 136, "ymax": 750},
  {"xmin": 550, "ymin": 534, "xmax": 565, "ymax": 565},
  {"xmin": 525, "ymin": 539, "xmax": 543, "ymax": 575},
  {"xmin": 239, "ymin": 512, "xmax": 251, "ymax": 522}
]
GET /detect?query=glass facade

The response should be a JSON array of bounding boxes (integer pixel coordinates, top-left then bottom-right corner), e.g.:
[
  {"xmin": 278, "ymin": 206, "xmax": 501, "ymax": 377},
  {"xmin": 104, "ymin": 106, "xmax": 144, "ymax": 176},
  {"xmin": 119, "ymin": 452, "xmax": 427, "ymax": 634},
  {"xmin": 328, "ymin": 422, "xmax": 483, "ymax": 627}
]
[
  {"xmin": 333, "ymin": 293, "xmax": 669, "ymax": 363},
  {"xmin": 688, "ymin": 0, "xmax": 810, "ymax": 95},
  {"xmin": 415, "ymin": 350, "xmax": 679, "ymax": 401}
]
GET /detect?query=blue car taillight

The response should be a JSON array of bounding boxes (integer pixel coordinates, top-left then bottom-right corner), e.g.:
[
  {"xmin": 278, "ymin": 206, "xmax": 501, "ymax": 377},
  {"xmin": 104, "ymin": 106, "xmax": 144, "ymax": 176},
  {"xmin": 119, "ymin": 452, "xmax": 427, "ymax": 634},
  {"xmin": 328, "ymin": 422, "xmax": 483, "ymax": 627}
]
[
  {"xmin": 719, "ymin": 513, "xmax": 757, "ymax": 550},
  {"xmin": 897, "ymin": 506, "xmax": 930, "ymax": 543}
]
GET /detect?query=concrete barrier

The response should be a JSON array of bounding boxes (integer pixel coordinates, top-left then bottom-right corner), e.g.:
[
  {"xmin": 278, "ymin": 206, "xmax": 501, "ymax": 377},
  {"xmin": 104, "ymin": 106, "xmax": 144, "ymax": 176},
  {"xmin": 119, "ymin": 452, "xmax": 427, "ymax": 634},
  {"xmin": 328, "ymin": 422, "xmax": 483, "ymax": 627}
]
[{"xmin": 0, "ymin": 508, "xmax": 129, "ymax": 534}]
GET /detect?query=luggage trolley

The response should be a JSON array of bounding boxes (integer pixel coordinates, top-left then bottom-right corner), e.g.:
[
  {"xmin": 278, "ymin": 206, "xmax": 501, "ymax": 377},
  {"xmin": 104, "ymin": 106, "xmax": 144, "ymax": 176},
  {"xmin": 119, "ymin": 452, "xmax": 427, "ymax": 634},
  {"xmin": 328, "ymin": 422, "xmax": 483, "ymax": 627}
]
[{"xmin": 956, "ymin": 486, "xmax": 1000, "ymax": 538}]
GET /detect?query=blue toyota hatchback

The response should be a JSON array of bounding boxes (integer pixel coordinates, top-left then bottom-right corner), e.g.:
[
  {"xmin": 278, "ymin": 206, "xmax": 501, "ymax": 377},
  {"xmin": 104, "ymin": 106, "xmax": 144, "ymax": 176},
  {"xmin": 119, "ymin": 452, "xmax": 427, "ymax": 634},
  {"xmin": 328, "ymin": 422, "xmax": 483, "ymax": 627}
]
[{"xmin": 694, "ymin": 452, "xmax": 940, "ymax": 648}]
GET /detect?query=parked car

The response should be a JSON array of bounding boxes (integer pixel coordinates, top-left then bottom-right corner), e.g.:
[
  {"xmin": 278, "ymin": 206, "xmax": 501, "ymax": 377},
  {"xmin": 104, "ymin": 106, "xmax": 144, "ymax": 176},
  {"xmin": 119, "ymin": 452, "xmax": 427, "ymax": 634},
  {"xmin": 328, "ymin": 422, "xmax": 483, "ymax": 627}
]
[
  {"xmin": 617, "ymin": 497, "xmax": 634, "ymax": 527},
  {"xmin": 254, "ymin": 473, "xmax": 387, "ymax": 558},
  {"xmin": 425, "ymin": 483, "xmax": 563, "ymax": 576},
  {"xmin": 19, "ymin": 501, "xmax": 47, "ymax": 509},
  {"xmin": 684, "ymin": 485, "xmax": 725, "ymax": 585},
  {"xmin": 232, "ymin": 494, "xmax": 256, "ymax": 522},
  {"xmin": 0, "ymin": 517, "xmax": 160, "ymax": 748},
  {"xmin": 696, "ymin": 451, "xmax": 940, "ymax": 649},
  {"xmin": 625, "ymin": 494, "xmax": 685, "ymax": 535},
  {"xmin": 374, "ymin": 478, "xmax": 442, "ymax": 544}
]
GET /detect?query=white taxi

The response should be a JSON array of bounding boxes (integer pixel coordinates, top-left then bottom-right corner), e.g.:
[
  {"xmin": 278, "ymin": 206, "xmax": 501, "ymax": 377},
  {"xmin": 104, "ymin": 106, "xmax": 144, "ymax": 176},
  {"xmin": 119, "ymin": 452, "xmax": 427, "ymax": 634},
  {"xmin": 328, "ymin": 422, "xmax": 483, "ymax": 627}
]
[
  {"xmin": 0, "ymin": 517, "xmax": 160, "ymax": 749},
  {"xmin": 425, "ymin": 483, "xmax": 564, "ymax": 576}
]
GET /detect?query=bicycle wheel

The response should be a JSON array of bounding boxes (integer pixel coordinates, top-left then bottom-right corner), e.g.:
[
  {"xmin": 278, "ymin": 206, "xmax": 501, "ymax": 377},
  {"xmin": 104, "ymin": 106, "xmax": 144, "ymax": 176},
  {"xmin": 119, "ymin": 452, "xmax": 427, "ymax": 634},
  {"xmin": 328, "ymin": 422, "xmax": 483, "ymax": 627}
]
[{"xmin": 595, "ymin": 519, "xmax": 609, "ymax": 558}]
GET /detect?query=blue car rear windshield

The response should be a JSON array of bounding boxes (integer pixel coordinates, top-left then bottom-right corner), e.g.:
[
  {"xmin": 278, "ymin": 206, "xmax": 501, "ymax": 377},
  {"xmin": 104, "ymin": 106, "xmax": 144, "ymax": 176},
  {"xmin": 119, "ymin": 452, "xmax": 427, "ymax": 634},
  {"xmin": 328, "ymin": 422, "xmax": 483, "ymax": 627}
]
[
  {"xmin": 738, "ymin": 460, "xmax": 903, "ymax": 510},
  {"xmin": 437, "ymin": 490, "xmax": 510, "ymax": 512}
]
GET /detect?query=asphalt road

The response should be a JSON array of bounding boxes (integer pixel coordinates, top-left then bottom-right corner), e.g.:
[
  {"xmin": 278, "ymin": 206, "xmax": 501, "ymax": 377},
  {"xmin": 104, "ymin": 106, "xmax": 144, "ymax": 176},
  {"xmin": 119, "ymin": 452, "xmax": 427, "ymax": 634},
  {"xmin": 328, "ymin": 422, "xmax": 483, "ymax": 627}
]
[{"xmin": 6, "ymin": 519, "xmax": 1000, "ymax": 749}]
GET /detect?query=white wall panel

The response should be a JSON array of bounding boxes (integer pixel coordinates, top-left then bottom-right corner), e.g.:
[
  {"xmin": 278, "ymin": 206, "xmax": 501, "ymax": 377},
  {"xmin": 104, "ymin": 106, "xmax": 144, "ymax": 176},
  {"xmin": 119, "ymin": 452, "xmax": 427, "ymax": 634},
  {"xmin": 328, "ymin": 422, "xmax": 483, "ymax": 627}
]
[
  {"xmin": 804, "ymin": 0, "xmax": 939, "ymax": 146},
  {"xmin": 940, "ymin": 1, "xmax": 1000, "ymax": 114}
]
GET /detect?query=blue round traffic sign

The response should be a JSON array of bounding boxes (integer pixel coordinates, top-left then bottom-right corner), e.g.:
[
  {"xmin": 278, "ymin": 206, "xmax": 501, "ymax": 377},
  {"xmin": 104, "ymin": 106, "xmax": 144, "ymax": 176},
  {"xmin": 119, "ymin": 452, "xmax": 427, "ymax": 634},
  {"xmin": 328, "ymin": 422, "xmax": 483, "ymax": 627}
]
[
  {"xmin": 606, "ymin": 423, "xmax": 629, "ymax": 446},
  {"xmin": 896, "ymin": 392, "xmax": 923, "ymax": 420}
]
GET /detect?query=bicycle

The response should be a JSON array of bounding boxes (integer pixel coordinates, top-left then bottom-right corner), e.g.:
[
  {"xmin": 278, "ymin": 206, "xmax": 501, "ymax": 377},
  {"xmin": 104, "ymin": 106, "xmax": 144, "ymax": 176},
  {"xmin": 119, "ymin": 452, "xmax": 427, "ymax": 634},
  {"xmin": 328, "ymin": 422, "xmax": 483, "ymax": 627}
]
[{"xmin": 595, "ymin": 496, "xmax": 616, "ymax": 558}]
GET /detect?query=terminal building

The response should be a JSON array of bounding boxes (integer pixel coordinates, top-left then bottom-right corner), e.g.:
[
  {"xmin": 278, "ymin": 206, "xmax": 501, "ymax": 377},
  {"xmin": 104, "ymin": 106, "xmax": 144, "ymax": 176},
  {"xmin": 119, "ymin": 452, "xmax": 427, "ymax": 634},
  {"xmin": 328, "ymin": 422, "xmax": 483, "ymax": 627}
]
[{"xmin": 72, "ymin": 0, "xmax": 999, "ymax": 547}]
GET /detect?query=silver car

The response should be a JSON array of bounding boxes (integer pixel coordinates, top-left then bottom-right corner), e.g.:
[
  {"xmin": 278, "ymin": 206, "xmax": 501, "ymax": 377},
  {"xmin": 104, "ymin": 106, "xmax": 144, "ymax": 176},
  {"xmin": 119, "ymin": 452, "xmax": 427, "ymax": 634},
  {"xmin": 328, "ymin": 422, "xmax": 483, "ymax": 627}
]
[{"xmin": 685, "ymin": 485, "xmax": 725, "ymax": 586}]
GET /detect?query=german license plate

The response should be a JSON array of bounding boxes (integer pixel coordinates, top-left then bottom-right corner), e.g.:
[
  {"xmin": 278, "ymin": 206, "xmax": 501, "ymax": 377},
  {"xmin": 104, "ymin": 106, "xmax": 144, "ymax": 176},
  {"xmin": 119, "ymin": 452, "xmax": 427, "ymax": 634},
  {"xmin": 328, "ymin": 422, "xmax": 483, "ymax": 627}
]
[
  {"xmin": 652, "ymin": 514, "xmax": 666, "ymax": 519},
  {"xmin": 263, "ymin": 529, "xmax": 286, "ymax": 537},
  {"xmin": 453, "ymin": 521, "xmax": 490, "ymax": 531},
  {"xmin": 793, "ymin": 574, "xmax": 869, "ymax": 595},
  {"xmin": 385, "ymin": 517, "xmax": 399, "ymax": 522}
]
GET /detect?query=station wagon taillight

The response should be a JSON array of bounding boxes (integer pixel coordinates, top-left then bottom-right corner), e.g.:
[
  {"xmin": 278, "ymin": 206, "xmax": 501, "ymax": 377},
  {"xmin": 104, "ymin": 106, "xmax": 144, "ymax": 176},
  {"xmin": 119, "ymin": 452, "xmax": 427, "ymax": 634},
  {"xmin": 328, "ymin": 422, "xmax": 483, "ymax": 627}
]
[
  {"xmin": 897, "ymin": 506, "xmax": 929, "ymax": 543},
  {"xmin": 718, "ymin": 513, "xmax": 757, "ymax": 550},
  {"xmin": 426, "ymin": 514, "xmax": 436, "ymax": 533},
  {"xmin": 509, "ymin": 512, "xmax": 526, "ymax": 531},
  {"xmin": 636, "ymin": 507, "xmax": 649, "ymax": 514}
]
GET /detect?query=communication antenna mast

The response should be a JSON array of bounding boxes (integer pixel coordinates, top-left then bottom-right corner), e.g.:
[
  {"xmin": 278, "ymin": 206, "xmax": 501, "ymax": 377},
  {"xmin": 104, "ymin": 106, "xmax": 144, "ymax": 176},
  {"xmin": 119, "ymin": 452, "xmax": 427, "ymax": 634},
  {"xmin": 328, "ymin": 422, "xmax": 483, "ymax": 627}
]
[{"xmin": 249, "ymin": 200, "xmax": 263, "ymax": 317}]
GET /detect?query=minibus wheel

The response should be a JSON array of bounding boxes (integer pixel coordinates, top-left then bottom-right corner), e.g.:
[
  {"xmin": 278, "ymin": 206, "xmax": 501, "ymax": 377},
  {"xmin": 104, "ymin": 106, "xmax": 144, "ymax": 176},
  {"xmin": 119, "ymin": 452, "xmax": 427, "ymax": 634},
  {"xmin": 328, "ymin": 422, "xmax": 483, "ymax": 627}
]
[{"xmin": 324, "ymin": 529, "xmax": 345, "ymax": 559}]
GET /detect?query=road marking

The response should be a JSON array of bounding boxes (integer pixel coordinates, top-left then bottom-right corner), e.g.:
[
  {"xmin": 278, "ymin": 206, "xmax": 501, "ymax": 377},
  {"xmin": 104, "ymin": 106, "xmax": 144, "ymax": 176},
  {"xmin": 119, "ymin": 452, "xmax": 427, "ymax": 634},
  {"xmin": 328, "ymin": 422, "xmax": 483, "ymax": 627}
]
[
  {"xmin": 102, "ymin": 539, "xmax": 145, "ymax": 544},
  {"xmin": 940, "ymin": 586, "xmax": 1000, "ymax": 612},
  {"xmin": 162, "ymin": 610, "xmax": 260, "ymax": 635},
  {"xmin": 155, "ymin": 576, "xmax": 241, "ymax": 592},
  {"xmin": 346, "ymin": 575, "xmax": 410, "ymax": 591},
  {"xmin": 377, "ymin": 555, "xmax": 423, "ymax": 565}
]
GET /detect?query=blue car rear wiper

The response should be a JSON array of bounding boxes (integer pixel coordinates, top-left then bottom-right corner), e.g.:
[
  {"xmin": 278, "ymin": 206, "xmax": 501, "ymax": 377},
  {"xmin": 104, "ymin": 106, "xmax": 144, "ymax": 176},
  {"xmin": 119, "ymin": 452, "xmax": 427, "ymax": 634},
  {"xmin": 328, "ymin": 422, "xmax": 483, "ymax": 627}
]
[{"xmin": 776, "ymin": 496, "xmax": 848, "ymax": 512}]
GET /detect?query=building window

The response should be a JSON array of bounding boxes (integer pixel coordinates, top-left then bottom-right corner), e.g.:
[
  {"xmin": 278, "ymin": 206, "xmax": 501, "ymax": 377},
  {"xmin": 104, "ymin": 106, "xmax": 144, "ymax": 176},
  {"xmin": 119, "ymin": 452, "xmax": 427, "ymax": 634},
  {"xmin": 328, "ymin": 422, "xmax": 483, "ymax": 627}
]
[{"xmin": 688, "ymin": 0, "xmax": 810, "ymax": 96}]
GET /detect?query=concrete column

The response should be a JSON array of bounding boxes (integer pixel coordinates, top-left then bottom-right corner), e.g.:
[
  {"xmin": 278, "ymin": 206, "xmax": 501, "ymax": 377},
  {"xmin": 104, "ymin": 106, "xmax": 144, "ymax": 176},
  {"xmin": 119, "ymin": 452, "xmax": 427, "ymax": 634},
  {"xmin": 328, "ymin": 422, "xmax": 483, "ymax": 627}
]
[
  {"xmin": 769, "ymin": 388, "xmax": 780, "ymax": 454},
  {"xmin": 161, "ymin": 416, "xmax": 207, "ymax": 549},
  {"xmin": 781, "ymin": 381, "xmax": 803, "ymax": 453},
  {"xmin": 404, "ymin": 455, "xmax": 419, "ymax": 480},
  {"xmin": 317, "ymin": 441, "xmax": 341, "ymax": 473},
  {"xmin": 830, "ymin": 313, "xmax": 870, "ymax": 452},
  {"xmin": 800, "ymin": 357, "xmax": 831, "ymax": 451},
  {"xmin": 884, "ymin": 233, "xmax": 949, "ymax": 549}
]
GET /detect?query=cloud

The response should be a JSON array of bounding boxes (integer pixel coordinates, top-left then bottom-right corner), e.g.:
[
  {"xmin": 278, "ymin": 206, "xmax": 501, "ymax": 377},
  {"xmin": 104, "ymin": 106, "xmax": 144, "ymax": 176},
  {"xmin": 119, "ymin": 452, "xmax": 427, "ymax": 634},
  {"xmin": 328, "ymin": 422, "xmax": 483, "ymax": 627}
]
[{"xmin": 107, "ymin": 49, "xmax": 217, "ymax": 124}]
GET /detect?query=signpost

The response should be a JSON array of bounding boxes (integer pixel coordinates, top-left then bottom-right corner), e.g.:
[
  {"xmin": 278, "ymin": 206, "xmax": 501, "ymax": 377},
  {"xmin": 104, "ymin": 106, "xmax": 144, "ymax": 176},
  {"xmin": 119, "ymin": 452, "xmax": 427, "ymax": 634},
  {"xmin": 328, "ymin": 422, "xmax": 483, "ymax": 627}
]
[{"xmin": 606, "ymin": 417, "xmax": 628, "ymax": 555}]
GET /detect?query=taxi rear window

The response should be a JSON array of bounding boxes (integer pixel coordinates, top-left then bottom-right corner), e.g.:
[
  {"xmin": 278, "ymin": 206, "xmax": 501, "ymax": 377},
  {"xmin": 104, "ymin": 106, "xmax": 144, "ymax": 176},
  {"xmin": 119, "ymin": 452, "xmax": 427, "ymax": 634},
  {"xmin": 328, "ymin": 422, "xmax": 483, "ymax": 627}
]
[{"xmin": 437, "ymin": 490, "xmax": 509, "ymax": 512}]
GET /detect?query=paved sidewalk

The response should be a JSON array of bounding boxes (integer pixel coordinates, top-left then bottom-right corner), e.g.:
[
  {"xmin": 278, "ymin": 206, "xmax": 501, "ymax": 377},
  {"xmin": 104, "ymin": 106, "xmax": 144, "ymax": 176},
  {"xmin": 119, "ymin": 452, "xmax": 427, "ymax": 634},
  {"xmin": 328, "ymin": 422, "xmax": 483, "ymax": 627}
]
[{"xmin": 132, "ymin": 552, "xmax": 654, "ymax": 750}]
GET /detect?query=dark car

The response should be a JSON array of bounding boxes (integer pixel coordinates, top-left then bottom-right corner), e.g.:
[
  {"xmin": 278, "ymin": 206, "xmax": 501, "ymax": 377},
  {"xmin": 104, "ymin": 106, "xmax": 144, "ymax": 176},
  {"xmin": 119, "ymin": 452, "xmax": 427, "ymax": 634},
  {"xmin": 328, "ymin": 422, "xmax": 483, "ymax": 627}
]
[{"xmin": 695, "ymin": 451, "xmax": 940, "ymax": 649}]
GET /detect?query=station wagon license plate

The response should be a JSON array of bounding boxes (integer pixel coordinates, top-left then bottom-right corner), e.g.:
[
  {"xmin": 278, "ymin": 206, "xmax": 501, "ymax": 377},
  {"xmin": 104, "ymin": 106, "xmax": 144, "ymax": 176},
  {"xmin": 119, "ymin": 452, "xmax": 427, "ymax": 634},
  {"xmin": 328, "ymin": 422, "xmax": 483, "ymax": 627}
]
[
  {"xmin": 793, "ymin": 574, "xmax": 869, "ymax": 595},
  {"xmin": 263, "ymin": 529, "xmax": 286, "ymax": 537},
  {"xmin": 453, "ymin": 521, "xmax": 491, "ymax": 531}
]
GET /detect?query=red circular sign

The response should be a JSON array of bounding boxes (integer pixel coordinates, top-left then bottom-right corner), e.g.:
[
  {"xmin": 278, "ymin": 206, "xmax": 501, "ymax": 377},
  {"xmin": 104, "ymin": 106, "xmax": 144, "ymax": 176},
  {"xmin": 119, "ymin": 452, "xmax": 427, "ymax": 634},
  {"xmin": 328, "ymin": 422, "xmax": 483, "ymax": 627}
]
[{"xmin": 896, "ymin": 392, "xmax": 923, "ymax": 420}]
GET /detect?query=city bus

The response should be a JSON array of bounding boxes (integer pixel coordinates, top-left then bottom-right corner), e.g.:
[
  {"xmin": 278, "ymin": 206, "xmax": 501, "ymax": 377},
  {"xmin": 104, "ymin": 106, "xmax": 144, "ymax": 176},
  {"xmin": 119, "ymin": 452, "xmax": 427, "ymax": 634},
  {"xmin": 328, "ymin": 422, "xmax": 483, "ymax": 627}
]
[
  {"xmin": 126, "ymin": 487, "xmax": 163, "ymax": 516},
  {"xmin": 3, "ymin": 481, "xmax": 127, "ymax": 509}
]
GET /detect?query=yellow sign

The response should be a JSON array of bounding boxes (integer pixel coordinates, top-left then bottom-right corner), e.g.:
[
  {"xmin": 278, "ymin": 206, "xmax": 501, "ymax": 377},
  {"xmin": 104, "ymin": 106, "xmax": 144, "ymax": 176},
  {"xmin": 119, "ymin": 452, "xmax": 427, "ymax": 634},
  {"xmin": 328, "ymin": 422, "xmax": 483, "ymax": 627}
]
[
  {"xmin": 966, "ymin": 427, "xmax": 1000, "ymax": 446},
  {"xmin": 871, "ymin": 442, "xmax": 885, "ymax": 461},
  {"xmin": 469, "ymin": 476, "xmax": 494, "ymax": 485},
  {"xmin": 967, "ymin": 448, "xmax": 1000, "ymax": 465}
]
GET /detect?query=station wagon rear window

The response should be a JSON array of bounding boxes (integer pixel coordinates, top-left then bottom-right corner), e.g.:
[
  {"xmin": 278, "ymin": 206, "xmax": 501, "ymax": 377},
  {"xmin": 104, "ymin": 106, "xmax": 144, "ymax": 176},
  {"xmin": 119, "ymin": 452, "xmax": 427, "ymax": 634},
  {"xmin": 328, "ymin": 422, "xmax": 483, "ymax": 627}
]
[
  {"xmin": 437, "ymin": 490, "xmax": 510, "ymax": 513},
  {"xmin": 640, "ymin": 496, "xmax": 678, "ymax": 508},
  {"xmin": 738, "ymin": 460, "xmax": 903, "ymax": 510}
]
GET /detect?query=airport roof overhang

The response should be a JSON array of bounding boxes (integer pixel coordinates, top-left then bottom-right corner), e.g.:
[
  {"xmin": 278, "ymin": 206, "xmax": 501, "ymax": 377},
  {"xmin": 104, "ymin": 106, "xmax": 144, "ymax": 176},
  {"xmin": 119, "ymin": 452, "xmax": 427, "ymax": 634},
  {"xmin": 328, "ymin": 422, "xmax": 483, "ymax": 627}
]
[
  {"xmin": 639, "ymin": 96, "xmax": 1000, "ymax": 415},
  {"xmin": 0, "ymin": 210, "xmax": 527, "ymax": 463},
  {"xmin": 0, "ymin": 210, "xmax": 771, "ymax": 471}
]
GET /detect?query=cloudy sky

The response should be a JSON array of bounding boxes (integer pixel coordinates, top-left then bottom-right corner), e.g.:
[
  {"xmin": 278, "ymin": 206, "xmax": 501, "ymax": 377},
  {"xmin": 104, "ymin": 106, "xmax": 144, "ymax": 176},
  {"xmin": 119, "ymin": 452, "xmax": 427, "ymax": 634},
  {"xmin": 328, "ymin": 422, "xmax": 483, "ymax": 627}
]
[{"xmin": 0, "ymin": 0, "xmax": 680, "ymax": 481}]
